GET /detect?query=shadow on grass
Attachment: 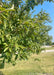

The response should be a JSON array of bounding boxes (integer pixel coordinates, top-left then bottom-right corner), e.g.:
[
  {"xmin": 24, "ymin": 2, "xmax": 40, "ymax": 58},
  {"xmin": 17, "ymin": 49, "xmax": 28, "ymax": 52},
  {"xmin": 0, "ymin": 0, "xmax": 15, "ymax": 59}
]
[
  {"xmin": 0, "ymin": 71, "xmax": 4, "ymax": 75},
  {"xmin": 0, "ymin": 60, "xmax": 4, "ymax": 69},
  {"xmin": 34, "ymin": 58, "xmax": 41, "ymax": 61}
]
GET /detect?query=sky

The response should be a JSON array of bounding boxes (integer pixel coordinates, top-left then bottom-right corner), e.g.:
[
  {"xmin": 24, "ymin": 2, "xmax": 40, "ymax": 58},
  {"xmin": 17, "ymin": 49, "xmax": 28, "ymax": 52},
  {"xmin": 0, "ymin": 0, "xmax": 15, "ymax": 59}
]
[
  {"xmin": 31, "ymin": 1, "xmax": 54, "ymax": 42},
  {"xmin": 2, "ymin": 0, "xmax": 54, "ymax": 42}
]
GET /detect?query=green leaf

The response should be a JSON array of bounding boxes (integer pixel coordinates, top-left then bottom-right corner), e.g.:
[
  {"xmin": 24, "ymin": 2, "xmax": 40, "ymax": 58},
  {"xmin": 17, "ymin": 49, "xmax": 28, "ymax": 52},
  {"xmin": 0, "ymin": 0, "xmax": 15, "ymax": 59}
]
[
  {"xmin": 3, "ymin": 43, "xmax": 8, "ymax": 46},
  {"xmin": 4, "ymin": 47, "xmax": 8, "ymax": 52},
  {"xmin": 9, "ymin": 48, "xmax": 12, "ymax": 52}
]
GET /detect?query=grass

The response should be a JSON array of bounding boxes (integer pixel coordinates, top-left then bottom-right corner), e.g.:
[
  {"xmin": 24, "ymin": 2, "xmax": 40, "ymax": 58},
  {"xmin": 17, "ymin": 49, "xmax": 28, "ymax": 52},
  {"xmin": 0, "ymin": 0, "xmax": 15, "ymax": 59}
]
[
  {"xmin": 45, "ymin": 46, "xmax": 54, "ymax": 50},
  {"xmin": 0, "ymin": 52, "xmax": 54, "ymax": 75}
]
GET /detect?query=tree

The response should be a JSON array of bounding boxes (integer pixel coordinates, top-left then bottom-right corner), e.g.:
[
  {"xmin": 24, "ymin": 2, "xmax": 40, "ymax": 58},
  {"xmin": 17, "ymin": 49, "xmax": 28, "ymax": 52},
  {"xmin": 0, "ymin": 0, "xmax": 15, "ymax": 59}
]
[
  {"xmin": 0, "ymin": 0, "xmax": 53, "ymax": 64},
  {"xmin": 52, "ymin": 42, "xmax": 54, "ymax": 45},
  {"xmin": 45, "ymin": 36, "xmax": 52, "ymax": 45}
]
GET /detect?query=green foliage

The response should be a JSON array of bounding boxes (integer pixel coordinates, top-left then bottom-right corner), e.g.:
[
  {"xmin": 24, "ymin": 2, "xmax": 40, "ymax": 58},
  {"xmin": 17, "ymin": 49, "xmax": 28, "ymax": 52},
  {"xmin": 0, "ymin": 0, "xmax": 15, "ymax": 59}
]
[
  {"xmin": 0, "ymin": 0, "xmax": 53, "ymax": 64},
  {"xmin": 45, "ymin": 36, "xmax": 52, "ymax": 45},
  {"xmin": 52, "ymin": 42, "xmax": 54, "ymax": 45}
]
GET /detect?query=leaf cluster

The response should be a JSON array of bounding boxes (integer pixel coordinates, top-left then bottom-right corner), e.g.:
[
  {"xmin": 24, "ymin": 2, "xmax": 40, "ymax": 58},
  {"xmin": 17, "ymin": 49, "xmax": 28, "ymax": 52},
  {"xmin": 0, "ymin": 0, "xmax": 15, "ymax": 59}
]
[{"xmin": 0, "ymin": 0, "xmax": 53, "ymax": 64}]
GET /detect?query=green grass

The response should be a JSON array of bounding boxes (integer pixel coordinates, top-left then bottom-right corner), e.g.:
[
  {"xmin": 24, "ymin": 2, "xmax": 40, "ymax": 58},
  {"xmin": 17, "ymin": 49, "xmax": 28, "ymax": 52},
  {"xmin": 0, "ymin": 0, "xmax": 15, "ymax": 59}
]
[
  {"xmin": 45, "ymin": 46, "xmax": 54, "ymax": 50},
  {"xmin": 0, "ymin": 52, "xmax": 54, "ymax": 75}
]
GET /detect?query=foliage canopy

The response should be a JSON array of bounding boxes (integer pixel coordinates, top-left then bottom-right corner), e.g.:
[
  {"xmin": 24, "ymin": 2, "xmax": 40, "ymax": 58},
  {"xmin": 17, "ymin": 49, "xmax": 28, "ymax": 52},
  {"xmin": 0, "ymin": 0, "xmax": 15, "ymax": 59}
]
[{"xmin": 0, "ymin": 0, "xmax": 53, "ymax": 64}]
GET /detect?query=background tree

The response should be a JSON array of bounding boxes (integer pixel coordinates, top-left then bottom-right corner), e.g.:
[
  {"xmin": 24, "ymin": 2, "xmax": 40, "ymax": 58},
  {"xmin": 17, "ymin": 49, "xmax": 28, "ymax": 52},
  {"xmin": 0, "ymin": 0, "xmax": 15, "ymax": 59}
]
[
  {"xmin": 52, "ymin": 42, "xmax": 54, "ymax": 45},
  {"xmin": 0, "ymin": 0, "xmax": 53, "ymax": 64},
  {"xmin": 45, "ymin": 36, "xmax": 52, "ymax": 45}
]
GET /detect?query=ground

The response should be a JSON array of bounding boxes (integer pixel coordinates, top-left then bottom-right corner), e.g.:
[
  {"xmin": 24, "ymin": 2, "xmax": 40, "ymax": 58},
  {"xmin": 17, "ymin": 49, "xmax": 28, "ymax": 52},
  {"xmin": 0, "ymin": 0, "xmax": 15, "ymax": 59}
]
[
  {"xmin": 45, "ymin": 46, "xmax": 54, "ymax": 50},
  {"xmin": 0, "ymin": 52, "xmax": 54, "ymax": 75}
]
